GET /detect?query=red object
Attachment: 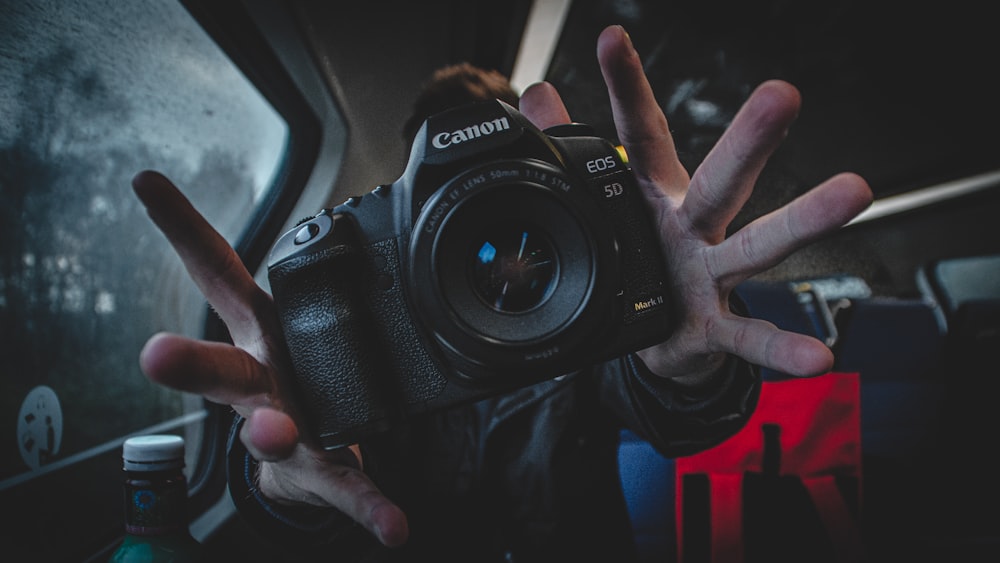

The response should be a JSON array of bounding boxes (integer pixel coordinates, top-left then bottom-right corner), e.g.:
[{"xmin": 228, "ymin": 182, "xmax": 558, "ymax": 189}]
[{"xmin": 675, "ymin": 372, "xmax": 863, "ymax": 563}]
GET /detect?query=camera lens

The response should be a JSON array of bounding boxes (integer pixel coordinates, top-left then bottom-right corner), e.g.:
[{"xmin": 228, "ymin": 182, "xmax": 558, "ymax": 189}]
[
  {"xmin": 425, "ymin": 182, "xmax": 594, "ymax": 345},
  {"xmin": 410, "ymin": 160, "xmax": 619, "ymax": 362},
  {"xmin": 470, "ymin": 224, "xmax": 557, "ymax": 313}
]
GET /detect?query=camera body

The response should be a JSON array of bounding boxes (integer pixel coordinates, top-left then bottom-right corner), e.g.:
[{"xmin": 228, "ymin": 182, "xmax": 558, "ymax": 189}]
[{"xmin": 268, "ymin": 100, "xmax": 673, "ymax": 449}]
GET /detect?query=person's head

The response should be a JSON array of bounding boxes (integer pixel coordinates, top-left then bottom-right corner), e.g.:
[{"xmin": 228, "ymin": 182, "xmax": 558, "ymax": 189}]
[{"xmin": 403, "ymin": 62, "xmax": 519, "ymax": 144}]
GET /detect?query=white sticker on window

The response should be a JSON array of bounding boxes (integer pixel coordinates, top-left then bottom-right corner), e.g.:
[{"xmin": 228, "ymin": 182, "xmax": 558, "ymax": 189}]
[{"xmin": 17, "ymin": 386, "xmax": 63, "ymax": 470}]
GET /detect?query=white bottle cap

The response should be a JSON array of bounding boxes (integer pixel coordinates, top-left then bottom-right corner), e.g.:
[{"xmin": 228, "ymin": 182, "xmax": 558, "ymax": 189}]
[{"xmin": 122, "ymin": 435, "xmax": 185, "ymax": 471}]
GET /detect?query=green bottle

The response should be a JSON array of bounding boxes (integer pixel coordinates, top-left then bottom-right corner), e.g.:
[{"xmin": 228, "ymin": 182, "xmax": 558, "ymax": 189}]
[{"xmin": 108, "ymin": 435, "xmax": 202, "ymax": 562}]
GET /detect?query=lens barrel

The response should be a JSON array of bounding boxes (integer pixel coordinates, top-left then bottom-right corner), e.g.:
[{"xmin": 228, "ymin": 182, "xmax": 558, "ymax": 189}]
[{"xmin": 408, "ymin": 159, "xmax": 619, "ymax": 379}]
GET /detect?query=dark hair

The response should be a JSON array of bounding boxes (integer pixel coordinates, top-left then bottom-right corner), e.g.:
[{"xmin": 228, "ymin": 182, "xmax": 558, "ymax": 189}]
[{"xmin": 403, "ymin": 62, "xmax": 519, "ymax": 143}]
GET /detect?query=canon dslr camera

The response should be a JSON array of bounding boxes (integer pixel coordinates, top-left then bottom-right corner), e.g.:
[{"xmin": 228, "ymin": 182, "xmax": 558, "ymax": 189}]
[{"xmin": 268, "ymin": 100, "xmax": 673, "ymax": 449}]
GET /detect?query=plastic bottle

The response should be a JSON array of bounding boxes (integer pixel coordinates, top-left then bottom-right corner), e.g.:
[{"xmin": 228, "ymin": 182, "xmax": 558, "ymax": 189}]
[{"xmin": 107, "ymin": 435, "xmax": 202, "ymax": 562}]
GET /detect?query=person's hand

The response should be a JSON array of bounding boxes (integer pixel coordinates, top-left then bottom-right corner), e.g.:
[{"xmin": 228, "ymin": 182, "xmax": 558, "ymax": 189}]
[
  {"xmin": 131, "ymin": 170, "xmax": 410, "ymax": 547},
  {"xmin": 520, "ymin": 25, "xmax": 874, "ymax": 386}
]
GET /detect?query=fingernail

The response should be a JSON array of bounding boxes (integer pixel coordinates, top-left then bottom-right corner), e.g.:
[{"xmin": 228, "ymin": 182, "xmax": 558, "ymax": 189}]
[{"xmin": 617, "ymin": 25, "xmax": 634, "ymax": 50}]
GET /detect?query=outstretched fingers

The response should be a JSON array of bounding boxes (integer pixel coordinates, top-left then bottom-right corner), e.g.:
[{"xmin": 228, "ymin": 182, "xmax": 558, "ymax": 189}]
[
  {"xmin": 519, "ymin": 80, "xmax": 572, "ymax": 129},
  {"xmin": 240, "ymin": 407, "xmax": 300, "ymax": 461},
  {"xmin": 138, "ymin": 332, "xmax": 274, "ymax": 408},
  {"xmin": 332, "ymin": 473, "xmax": 410, "ymax": 547},
  {"xmin": 132, "ymin": 170, "xmax": 273, "ymax": 349},
  {"xmin": 596, "ymin": 25, "xmax": 688, "ymax": 199},
  {"xmin": 708, "ymin": 172, "xmax": 873, "ymax": 284},
  {"xmin": 683, "ymin": 80, "xmax": 802, "ymax": 240},
  {"xmin": 258, "ymin": 446, "xmax": 410, "ymax": 547},
  {"xmin": 716, "ymin": 314, "xmax": 835, "ymax": 377}
]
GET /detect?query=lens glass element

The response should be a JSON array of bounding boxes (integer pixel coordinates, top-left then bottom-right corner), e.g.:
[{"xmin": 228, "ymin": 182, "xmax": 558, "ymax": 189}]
[{"xmin": 470, "ymin": 224, "xmax": 557, "ymax": 313}]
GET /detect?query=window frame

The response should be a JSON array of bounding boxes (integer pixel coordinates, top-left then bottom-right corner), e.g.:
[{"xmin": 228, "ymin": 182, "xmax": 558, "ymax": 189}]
[{"xmin": 177, "ymin": 0, "xmax": 326, "ymax": 519}]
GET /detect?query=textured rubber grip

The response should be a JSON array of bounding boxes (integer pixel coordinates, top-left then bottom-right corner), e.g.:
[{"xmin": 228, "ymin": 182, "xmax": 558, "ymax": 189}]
[{"xmin": 269, "ymin": 243, "xmax": 391, "ymax": 449}]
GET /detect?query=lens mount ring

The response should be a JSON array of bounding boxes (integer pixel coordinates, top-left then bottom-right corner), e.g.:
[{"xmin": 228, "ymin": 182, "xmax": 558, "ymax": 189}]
[{"xmin": 408, "ymin": 159, "xmax": 620, "ymax": 376}]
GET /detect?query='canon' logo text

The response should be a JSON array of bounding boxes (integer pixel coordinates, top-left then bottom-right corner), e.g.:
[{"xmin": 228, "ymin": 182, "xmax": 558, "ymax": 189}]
[{"xmin": 432, "ymin": 117, "xmax": 510, "ymax": 149}]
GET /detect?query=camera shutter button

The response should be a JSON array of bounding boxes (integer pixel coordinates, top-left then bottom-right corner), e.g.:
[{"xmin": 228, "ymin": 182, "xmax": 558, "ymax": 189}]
[{"xmin": 293, "ymin": 223, "xmax": 321, "ymax": 245}]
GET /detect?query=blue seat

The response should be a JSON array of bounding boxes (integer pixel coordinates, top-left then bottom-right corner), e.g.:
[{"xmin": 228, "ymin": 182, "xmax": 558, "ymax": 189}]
[{"xmin": 618, "ymin": 428, "xmax": 675, "ymax": 562}]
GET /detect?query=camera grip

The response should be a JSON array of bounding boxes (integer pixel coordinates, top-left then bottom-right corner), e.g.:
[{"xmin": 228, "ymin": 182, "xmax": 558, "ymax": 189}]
[{"xmin": 269, "ymin": 244, "xmax": 392, "ymax": 449}]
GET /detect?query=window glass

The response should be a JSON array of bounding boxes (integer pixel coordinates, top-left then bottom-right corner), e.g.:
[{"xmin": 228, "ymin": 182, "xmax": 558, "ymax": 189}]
[{"xmin": 0, "ymin": 0, "xmax": 287, "ymax": 488}]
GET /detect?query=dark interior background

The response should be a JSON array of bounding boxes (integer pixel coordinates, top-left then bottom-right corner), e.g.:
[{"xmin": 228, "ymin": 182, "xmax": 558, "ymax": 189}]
[
  {"xmin": 544, "ymin": 0, "xmax": 1000, "ymax": 298},
  {"xmin": 282, "ymin": 0, "xmax": 1000, "ymax": 299}
]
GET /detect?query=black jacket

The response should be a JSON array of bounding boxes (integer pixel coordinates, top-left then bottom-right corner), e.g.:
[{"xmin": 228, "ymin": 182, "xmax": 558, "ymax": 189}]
[{"xmin": 228, "ymin": 353, "xmax": 759, "ymax": 562}]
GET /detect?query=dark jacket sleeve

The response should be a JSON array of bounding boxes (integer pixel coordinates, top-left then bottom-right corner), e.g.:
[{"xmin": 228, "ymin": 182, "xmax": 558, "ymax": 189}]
[
  {"xmin": 595, "ymin": 296, "xmax": 761, "ymax": 457},
  {"xmin": 604, "ymin": 351, "xmax": 760, "ymax": 457}
]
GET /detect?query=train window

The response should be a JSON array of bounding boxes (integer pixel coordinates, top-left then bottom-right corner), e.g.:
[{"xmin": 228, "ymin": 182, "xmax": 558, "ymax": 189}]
[{"xmin": 0, "ymin": 0, "xmax": 290, "ymax": 558}]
